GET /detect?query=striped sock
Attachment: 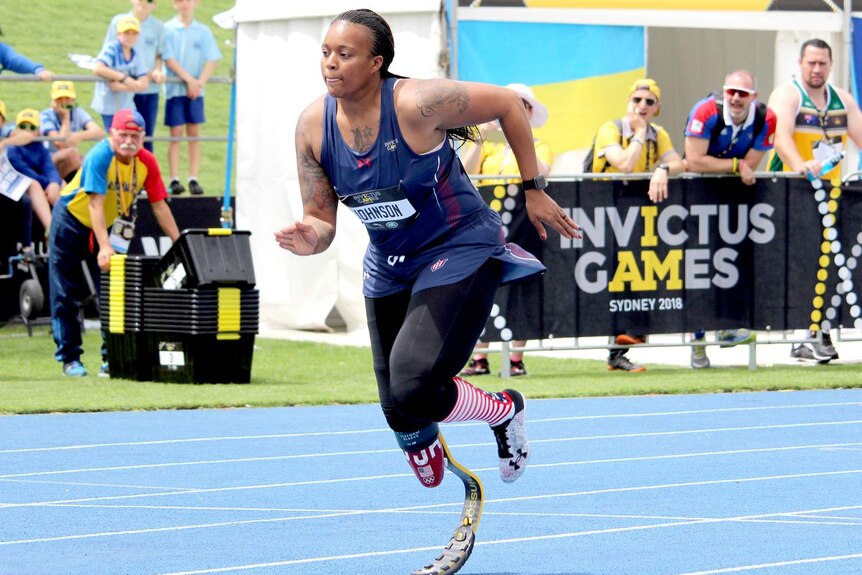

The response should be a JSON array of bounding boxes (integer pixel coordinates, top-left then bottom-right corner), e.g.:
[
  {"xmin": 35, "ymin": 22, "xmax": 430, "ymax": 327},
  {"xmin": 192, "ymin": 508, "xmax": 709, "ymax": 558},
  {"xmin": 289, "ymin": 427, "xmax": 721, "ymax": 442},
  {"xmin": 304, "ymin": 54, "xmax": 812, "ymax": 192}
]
[{"xmin": 442, "ymin": 376, "xmax": 514, "ymax": 426}]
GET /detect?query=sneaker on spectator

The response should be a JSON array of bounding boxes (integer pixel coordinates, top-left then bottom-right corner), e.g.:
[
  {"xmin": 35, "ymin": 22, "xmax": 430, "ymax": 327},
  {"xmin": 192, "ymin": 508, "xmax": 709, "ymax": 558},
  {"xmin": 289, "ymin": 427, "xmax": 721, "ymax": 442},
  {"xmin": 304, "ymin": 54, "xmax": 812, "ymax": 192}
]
[
  {"xmin": 718, "ymin": 328, "xmax": 755, "ymax": 347},
  {"xmin": 607, "ymin": 354, "xmax": 646, "ymax": 372},
  {"xmin": 460, "ymin": 357, "xmax": 490, "ymax": 376},
  {"xmin": 615, "ymin": 334, "xmax": 646, "ymax": 346},
  {"xmin": 690, "ymin": 335, "xmax": 710, "ymax": 369},
  {"xmin": 98, "ymin": 362, "xmax": 110, "ymax": 378},
  {"xmin": 188, "ymin": 179, "xmax": 204, "ymax": 195},
  {"xmin": 790, "ymin": 343, "xmax": 820, "ymax": 363},
  {"xmin": 811, "ymin": 332, "xmax": 838, "ymax": 362},
  {"xmin": 509, "ymin": 360, "xmax": 527, "ymax": 377},
  {"xmin": 169, "ymin": 179, "xmax": 185, "ymax": 195},
  {"xmin": 490, "ymin": 389, "xmax": 529, "ymax": 483},
  {"xmin": 63, "ymin": 361, "xmax": 88, "ymax": 377}
]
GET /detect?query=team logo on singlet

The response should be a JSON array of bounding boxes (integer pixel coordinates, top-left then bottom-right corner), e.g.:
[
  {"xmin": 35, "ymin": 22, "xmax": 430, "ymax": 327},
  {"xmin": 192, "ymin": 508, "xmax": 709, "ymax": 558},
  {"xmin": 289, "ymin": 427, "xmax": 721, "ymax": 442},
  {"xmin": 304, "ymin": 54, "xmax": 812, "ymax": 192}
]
[
  {"xmin": 384, "ymin": 138, "xmax": 398, "ymax": 152},
  {"xmin": 430, "ymin": 258, "xmax": 448, "ymax": 272}
]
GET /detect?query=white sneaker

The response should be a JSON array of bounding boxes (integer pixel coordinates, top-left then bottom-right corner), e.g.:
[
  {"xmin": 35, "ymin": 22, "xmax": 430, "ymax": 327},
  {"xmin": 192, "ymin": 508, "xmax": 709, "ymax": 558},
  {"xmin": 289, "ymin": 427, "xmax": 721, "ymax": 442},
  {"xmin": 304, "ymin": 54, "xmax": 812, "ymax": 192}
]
[{"xmin": 490, "ymin": 389, "xmax": 529, "ymax": 483}]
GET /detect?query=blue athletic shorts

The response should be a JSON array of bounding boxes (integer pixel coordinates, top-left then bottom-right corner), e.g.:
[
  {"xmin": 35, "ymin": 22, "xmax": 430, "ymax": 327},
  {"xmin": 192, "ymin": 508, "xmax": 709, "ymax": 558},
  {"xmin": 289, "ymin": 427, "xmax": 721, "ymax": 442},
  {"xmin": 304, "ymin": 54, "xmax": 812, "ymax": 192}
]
[
  {"xmin": 164, "ymin": 96, "xmax": 205, "ymax": 127},
  {"xmin": 362, "ymin": 210, "xmax": 545, "ymax": 298}
]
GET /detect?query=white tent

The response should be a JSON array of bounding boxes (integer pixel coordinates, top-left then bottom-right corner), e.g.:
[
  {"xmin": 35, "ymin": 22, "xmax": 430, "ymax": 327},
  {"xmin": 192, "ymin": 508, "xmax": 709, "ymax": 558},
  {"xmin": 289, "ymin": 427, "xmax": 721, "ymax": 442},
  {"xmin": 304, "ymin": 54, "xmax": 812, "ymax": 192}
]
[{"xmin": 232, "ymin": 1, "xmax": 445, "ymax": 334}]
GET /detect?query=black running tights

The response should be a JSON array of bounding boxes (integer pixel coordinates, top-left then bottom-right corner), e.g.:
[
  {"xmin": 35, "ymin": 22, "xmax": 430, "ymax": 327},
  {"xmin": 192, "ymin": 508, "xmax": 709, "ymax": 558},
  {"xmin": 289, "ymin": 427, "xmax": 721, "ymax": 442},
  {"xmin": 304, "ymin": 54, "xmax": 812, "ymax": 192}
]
[{"xmin": 365, "ymin": 258, "xmax": 503, "ymax": 433}]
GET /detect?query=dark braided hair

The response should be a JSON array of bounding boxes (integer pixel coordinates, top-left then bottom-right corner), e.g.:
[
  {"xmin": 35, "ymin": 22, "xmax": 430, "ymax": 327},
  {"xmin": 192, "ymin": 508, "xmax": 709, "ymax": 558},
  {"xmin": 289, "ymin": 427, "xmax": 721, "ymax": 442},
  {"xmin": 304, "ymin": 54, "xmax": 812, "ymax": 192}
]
[{"xmin": 332, "ymin": 9, "xmax": 478, "ymax": 145}]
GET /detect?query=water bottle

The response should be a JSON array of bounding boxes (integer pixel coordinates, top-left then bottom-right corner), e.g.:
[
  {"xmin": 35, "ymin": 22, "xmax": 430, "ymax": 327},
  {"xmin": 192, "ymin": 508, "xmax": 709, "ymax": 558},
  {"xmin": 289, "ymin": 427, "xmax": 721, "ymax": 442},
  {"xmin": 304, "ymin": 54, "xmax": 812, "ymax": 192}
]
[{"xmin": 807, "ymin": 151, "xmax": 845, "ymax": 189}]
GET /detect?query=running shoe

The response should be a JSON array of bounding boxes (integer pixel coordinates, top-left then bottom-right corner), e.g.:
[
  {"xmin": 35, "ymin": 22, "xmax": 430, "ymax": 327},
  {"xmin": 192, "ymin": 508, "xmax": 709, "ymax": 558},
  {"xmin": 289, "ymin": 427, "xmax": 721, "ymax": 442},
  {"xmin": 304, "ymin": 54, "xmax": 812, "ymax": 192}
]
[
  {"xmin": 790, "ymin": 343, "xmax": 820, "ymax": 363},
  {"xmin": 811, "ymin": 332, "xmax": 838, "ymax": 361},
  {"xmin": 169, "ymin": 179, "xmax": 185, "ymax": 195},
  {"xmin": 717, "ymin": 328, "xmax": 755, "ymax": 347},
  {"xmin": 615, "ymin": 334, "xmax": 646, "ymax": 346},
  {"xmin": 509, "ymin": 360, "xmax": 527, "ymax": 377},
  {"xmin": 491, "ymin": 389, "xmax": 528, "ymax": 483},
  {"xmin": 690, "ymin": 334, "xmax": 710, "ymax": 369},
  {"xmin": 63, "ymin": 361, "xmax": 88, "ymax": 377},
  {"xmin": 460, "ymin": 357, "xmax": 490, "ymax": 376},
  {"xmin": 607, "ymin": 354, "xmax": 646, "ymax": 372},
  {"xmin": 188, "ymin": 179, "xmax": 205, "ymax": 196}
]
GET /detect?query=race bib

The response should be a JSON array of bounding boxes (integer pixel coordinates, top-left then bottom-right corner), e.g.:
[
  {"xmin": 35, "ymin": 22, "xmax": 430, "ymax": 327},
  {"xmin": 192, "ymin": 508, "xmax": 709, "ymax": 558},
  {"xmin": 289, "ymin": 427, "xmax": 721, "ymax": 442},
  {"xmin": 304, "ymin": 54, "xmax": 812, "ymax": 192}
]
[{"xmin": 340, "ymin": 183, "xmax": 418, "ymax": 230}]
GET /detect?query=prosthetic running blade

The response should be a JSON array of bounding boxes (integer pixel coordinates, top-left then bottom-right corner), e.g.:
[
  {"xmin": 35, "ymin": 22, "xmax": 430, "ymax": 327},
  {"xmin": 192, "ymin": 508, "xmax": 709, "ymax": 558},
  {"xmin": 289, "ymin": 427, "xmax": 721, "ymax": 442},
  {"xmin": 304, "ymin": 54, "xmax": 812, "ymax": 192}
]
[{"xmin": 411, "ymin": 433, "xmax": 484, "ymax": 575}]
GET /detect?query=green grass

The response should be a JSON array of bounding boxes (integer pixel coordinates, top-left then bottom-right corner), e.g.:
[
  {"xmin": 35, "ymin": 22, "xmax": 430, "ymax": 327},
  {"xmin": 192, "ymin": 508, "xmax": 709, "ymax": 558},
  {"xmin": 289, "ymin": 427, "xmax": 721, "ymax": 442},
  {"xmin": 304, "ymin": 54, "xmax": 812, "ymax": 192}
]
[
  {"xmin": 1, "ymin": 0, "xmax": 236, "ymax": 198},
  {"xmin": 3, "ymin": 3, "xmax": 861, "ymax": 416},
  {"xmin": 1, "ymin": 324, "xmax": 860, "ymax": 414}
]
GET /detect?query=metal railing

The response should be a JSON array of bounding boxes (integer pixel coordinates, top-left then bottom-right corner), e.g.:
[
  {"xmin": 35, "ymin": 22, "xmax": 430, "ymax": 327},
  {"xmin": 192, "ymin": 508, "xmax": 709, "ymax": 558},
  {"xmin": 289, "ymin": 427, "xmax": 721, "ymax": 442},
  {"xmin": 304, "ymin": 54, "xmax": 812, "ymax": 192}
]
[{"xmin": 468, "ymin": 170, "xmax": 862, "ymax": 375}]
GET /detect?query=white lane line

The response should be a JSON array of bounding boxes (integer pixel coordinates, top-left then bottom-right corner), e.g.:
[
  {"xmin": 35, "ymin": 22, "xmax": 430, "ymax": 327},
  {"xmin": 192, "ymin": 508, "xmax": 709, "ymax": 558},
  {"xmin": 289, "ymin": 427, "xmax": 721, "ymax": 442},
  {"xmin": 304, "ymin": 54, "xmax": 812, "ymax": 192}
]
[
  {"xmin": 0, "ymin": 466, "xmax": 859, "ymax": 528},
  {"xmin": 150, "ymin": 508, "xmax": 862, "ymax": 575},
  {"xmin": 1, "ymin": 459, "xmax": 860, "ymax": 510},
  {"xmin": 1, "ymin": 423, "xmax": 859, "ymax": 480},
  {"xmin": 0, "ymin": 478, "xmax": 188, "ymax": 491},
  {"xmin": 670, "ymin": 553, "xmax": 862, "ymax": 574},
  {"xmin": 2, "ymin": 401, "xmax": 858, "ymax": 455}
]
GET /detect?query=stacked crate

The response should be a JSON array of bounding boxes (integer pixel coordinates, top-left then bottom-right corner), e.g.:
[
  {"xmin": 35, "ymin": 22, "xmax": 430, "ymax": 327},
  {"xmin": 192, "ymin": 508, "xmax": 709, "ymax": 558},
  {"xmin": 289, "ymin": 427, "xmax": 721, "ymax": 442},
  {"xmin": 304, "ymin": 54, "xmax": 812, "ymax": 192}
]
[{"xmin": 102, "ymin": 229, "xmax": 258, "ymax": 383}]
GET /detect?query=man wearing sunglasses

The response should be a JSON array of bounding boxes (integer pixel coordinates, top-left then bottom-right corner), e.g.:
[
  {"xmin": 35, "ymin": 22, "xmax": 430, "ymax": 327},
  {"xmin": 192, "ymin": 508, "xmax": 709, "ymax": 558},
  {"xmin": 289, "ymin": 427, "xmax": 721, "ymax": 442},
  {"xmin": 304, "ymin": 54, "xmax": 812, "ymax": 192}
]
[
  {"xmin": 49, "ymin": 109, "xmax": 180, "ymax": 378},
  {"xmin": 767, "ymin": 38, "xmax": 862, "ymax": 364},
  {"xmin": 683, "ymin": 70, "xmax": 777, "ymax": 369},
  {"xmin": 588, "ymin": 78, "xmax": 685, "ymax": 372}
]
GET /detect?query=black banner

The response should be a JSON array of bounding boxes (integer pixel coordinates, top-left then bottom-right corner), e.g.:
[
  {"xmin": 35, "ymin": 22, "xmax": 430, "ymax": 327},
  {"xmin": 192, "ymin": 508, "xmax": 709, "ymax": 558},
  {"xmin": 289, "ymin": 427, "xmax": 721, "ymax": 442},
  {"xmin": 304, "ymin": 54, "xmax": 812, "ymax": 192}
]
[{"xmin": 479, "ymin": 177, "xmax": 862, "ymax": 341}]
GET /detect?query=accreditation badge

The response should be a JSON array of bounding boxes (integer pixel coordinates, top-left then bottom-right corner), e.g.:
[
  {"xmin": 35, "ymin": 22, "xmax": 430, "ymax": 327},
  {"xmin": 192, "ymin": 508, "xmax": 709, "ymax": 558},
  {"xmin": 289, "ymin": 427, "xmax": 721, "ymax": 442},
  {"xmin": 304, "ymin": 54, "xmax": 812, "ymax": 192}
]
[{"xmin": 109, "ymin": 217, "xmax": 135, "ymax": 254}]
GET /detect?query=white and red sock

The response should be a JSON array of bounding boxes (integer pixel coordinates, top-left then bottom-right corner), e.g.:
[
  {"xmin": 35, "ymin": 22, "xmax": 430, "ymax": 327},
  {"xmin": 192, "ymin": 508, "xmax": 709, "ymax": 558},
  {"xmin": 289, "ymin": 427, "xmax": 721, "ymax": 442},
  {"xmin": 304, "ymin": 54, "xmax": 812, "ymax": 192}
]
[{"xmin": 442, "ymin": 376, "xmax": 514, "ymax": 426}]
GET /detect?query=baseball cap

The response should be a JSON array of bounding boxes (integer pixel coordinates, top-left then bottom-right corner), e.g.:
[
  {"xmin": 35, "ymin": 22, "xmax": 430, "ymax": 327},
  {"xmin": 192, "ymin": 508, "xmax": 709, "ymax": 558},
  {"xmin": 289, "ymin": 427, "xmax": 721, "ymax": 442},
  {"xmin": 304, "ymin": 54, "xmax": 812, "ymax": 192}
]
[
  {"xmin": 117, "ymin": 15, "xmax": 141, "ymax": 33},
  {"xmin": 0, "ymin": 100, "xmax": 6, "ymax": 121},
  {"xmin": 628, "ymin": 78, "xmax": 662, "ymax": 116},
  {"xmin": 111, "ymin": 109, "xmax": 146, "ymax": 132},
  {"xmin": 51, "ymin": 80, "xmax": 77, "ymax": 100},
  {"xmin": 506, "ymin": 83, "xmax": 549, "ymax": 129},
  {"xmin": 16, "ymin": 109, "xmax": 40, "ymax": 129}
]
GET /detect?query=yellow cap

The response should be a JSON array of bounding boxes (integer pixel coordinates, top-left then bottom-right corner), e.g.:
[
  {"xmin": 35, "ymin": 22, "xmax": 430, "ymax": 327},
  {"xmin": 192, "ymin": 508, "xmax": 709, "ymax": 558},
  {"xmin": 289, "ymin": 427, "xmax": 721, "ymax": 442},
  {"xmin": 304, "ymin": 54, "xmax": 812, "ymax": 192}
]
[
  {"xmin": 629, "ymin": 78, "xmax": 661, "ymax": 100},
  {"xmin": 628, "ymin": 78, "xmax": 661, "ymax": 116},
  {"xmin": 16, "ymin": 108, "xmax": 40, "ymax": 129},
  {"xmin": 0, "ymin": 100, "xmax": 6, "ymax": 120},
  {"xmin": 117, "ymin": 15, "xmax": 141, "ymax": 33},
  {"xmin": 51, "ymin": 80, "xmax": 77, "ymax": 100}
]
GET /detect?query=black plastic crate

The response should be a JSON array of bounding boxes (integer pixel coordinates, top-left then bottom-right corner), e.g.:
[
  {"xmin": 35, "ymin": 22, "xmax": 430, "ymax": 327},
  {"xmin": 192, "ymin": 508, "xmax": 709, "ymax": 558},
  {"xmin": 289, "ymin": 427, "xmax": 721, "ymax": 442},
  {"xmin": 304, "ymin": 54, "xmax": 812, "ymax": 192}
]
[
  {"xmin": 152, "ymin": 229, "xmax": 255, "ymax": 289},
  {"xmin": 143, "ymin": 332, "xmax": 255, "ymax": 383},
  {"xmin": 105, "ymin": 333, "xmax": 151, "ymax": 380}
]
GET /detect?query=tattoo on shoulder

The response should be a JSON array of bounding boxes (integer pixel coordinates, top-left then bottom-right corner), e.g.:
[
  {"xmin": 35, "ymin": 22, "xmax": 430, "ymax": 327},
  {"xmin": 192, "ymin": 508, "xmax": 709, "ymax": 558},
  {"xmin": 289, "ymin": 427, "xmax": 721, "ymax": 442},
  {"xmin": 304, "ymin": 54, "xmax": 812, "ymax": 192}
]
[
  {"xmin": 297, "ymin": 151, "xmax": 338, "ymax": 211},
  {"xmin": 415, "ymin": 81, "xmax": 469, "ymax": 118}
]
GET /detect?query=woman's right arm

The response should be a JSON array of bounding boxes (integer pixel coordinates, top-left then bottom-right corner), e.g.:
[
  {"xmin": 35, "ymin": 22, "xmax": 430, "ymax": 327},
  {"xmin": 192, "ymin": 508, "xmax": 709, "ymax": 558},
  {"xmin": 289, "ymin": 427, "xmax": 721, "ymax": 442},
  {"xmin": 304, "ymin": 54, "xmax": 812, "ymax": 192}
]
[{"xmin": 275, "ymin": 99, "xmax": 339, "ymax": 256}]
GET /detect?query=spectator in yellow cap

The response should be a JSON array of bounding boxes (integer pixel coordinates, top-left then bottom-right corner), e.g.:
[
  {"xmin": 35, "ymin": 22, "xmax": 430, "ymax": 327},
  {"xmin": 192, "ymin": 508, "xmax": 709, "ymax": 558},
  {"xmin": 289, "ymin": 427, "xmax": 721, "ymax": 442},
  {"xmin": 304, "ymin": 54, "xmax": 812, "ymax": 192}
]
[
  {"xmin": 40, "ymin": 81, "xmax": 105, "ymax": 182},
  {"xmin": 0, "ymin": 100, "xmax": 37, "ymax": 148},
  {"xmin": 584, "ymin": 78, "xmax": 685, "ymax": 373},
  {"xmin": 92, "ymin": 14, "xmax": 149, "ymax": 129},
  {"xmin": 1, "ymin": 100, "xmax": 43, "ymax": 264},
  {"xmin": 5, "ymin": 108, "xmax": 65, "ymax": 250},
  {"xmin": 103, "ymin": 0, "xmax": 170, "ymax": 154}
]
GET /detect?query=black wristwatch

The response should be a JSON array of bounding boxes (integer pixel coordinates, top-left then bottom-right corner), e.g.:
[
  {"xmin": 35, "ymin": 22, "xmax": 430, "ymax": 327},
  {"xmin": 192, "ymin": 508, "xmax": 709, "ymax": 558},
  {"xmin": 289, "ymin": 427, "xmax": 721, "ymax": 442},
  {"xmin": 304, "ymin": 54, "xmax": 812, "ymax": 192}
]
[
  {"xmin": 522, "ymin": 175, "xmax": 547, "ymax": 191},
  {"xmin": 656, "ymin": 163, "xmax": 669, "ymax": 172}
]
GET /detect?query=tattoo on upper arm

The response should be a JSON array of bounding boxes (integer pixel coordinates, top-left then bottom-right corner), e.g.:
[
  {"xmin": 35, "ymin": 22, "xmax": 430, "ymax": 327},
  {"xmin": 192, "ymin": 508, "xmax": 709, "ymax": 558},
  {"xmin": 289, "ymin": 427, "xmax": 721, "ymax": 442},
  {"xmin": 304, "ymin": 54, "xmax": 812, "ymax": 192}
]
[
  {"xmin": 415, "ymin": 81, "xmax": 469, "ymax": 118},
  {"xmin": 297, "ymin": 151, "xmax": 338, "ymax": 211}
]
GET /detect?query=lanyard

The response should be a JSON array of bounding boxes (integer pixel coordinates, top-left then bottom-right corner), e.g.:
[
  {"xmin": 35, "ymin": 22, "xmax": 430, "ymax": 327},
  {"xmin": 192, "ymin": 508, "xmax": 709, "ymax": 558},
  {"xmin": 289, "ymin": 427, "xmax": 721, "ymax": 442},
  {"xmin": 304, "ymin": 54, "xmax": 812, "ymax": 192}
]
[{"xmin": 114, "ymin": 159, "xmax": 138, "ymax": 219}]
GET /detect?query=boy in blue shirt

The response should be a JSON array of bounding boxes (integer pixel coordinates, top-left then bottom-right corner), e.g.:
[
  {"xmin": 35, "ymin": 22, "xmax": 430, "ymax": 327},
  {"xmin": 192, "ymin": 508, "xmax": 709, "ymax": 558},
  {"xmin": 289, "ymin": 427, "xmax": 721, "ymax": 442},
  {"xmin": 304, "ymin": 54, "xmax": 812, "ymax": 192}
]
[
  {"xmin": 163, "ymin": 0, "xmax": 222, "ymax": 195},
  {"xmin": 92, "ymin": 15, "xmax": 150, "ymax": 130},
  {"xmin": 40, "ymin": 81, "xmax": 105, "ymax": 181},
  {"xmin": 103, "ymin": 0, "xmax": 170, "ymax": 153}
]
